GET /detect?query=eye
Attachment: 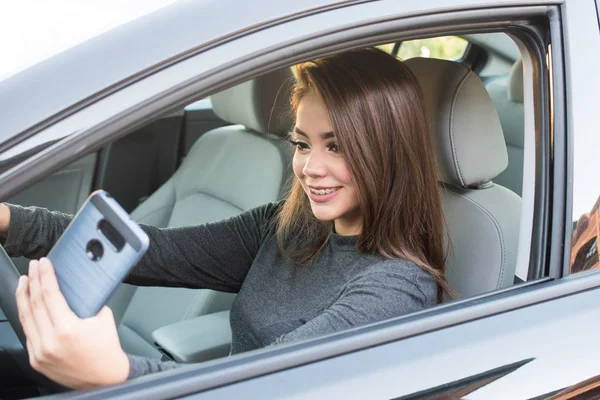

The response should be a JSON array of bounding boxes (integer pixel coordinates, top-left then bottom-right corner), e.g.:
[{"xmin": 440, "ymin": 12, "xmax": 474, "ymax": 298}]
[
  {"xmin": 326, "ymin": 142, "xmax": 339, "ymax": 153},
  {"xmin": 289, "ymin": 139, "xmax": 310, "ymax": 152}
]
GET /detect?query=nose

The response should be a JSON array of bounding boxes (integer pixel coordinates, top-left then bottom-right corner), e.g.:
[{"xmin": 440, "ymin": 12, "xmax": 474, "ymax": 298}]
[{"xmin": 302, "ymin": 150, "xmax": 327, "ymax": 178}]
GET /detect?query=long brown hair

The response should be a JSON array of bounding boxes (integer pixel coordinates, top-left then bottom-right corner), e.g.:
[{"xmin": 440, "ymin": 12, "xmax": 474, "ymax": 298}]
[{"xmin": 276, "ymin": 48, "xmax": 450, "ymax": 301}]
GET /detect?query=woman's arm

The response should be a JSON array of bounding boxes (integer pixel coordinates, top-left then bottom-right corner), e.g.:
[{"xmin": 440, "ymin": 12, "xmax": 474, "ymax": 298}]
[
  {"xmin": 3, "ymin": 201, "xmax": 281, "ymax": 292},
  {"xmin": 272, "ymin": 265, "xmax": 436, "ymax": 346},
  {"xmin": 125, "ymin": 204, "xmax": 278, "ymax": 291},
  {"xmin": 126, "ymin": 354, "xmax": 181, "ymax": 379},
  {"xmin": 2, "ymin": 203, "xmax": 73, "ymax": 259}
]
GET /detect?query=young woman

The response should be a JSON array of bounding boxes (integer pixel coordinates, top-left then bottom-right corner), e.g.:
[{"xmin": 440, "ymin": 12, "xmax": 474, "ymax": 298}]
[{"xmin": 4, "ymin": 47, "xmax": 449, "ymax": 389}]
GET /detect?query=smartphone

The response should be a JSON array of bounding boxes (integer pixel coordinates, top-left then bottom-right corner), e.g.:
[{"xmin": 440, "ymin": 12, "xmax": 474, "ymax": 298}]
[{"xmin": 48, "ymin": 190, "xmax": 149, "ymax": 318}]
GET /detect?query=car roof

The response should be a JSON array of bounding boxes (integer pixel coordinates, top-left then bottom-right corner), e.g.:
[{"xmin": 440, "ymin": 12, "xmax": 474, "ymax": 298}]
[{"xmin": 0, "ymin": 0, "xmax": 335, "ymax": 145}]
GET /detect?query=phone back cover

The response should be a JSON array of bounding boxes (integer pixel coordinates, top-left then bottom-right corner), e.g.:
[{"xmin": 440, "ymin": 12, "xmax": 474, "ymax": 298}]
[{"xmin": 48, "ymin": 195, "xmax": 147, "ymax": 318}]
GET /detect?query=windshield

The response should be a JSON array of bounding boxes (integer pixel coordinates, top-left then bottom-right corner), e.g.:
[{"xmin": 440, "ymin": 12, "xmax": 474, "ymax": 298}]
[{"xmin": 0, "ymin": 0, "xmax": 177, "ymax": 82}]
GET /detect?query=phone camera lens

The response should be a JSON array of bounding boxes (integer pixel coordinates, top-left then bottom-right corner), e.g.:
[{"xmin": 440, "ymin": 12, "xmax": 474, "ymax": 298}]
[{"xmin": 86, "ymin": 239, "xmax": 104, "ymax": 261}]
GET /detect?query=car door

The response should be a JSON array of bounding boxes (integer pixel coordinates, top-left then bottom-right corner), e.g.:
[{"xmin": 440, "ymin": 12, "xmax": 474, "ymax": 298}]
[{"xmin": 0, "ymin": 0, "xmax": 598, "ymax": 399}]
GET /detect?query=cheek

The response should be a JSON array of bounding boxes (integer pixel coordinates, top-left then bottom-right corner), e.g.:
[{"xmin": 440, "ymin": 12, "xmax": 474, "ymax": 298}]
[
  {"xmin": 333, "ymin": 160, "xmax": 354, "ymax": 186},
  {"xmin": 292, "ymin": 154, "xmax": 305, "ymax": 180}
]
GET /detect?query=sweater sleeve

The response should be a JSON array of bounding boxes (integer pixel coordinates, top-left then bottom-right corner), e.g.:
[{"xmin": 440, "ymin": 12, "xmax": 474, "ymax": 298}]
[
  {"xmin": 3, "ymin": 204, "xmax": 73, "ymax": 259},
  {"xmin": 127, "ymin": 354, "xmax": 181, "ymax": 380},
  {"xmin": 272, "ymin": 262, "xmax": 436, "ymax": 346},
  {"xmin": 3, "ymin": 202, "xmax": 281, "ymax": 292},
  {"xmin": 125, "ymin": 203, "xmax": 280, "ymax": 292}
]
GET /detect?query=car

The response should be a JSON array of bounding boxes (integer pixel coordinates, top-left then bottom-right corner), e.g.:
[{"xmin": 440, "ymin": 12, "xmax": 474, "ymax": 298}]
[{"xmin": 0, "ymin": 0, "xmax": 598, "ymax": 398}]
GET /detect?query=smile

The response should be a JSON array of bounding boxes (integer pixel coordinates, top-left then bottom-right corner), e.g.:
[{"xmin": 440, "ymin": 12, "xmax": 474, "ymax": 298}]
[
  {"xmin": 310, "ymin": 187, "xmax": 339, "ymax": 195},
  {"xmin": 307, "ymin": 186, "xmax": 341, "ymax": 203}
]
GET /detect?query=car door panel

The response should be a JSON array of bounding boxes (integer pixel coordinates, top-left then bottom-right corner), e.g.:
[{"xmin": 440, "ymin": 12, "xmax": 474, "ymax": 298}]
[{"xmin": 178, "ymin": 279, "xmax": 600, "ymax": 400}]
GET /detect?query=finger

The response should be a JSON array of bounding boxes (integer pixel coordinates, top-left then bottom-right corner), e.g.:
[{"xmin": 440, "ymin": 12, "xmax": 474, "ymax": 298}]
[
  {"xmin": 26, "ymin": 337, "xmax": 39, "ymax": 369},
  {"xmin": 26, "ymin": 335, "xmax": 71, "ymax": 386},
  {"xmin": 96, "ymin": 306, "xmax": 118, "ymax": 326},
  {"xmin": 16, "ymin": 276, "xmax": 42, "ymax": 357},
  {"xmin": 16, "ymin": 276, "xmax": 34, "ymax": 336},
  {"xmin": 38, "ymin": 258, "xmax": 77, "ymax": 325},
  {"xmin": 98, "ymin": 306, "xmax": 113, "ymax": 319},
  {"xmin": 28, "ymin": 260, "xmax": 55, "ymax": 336}
]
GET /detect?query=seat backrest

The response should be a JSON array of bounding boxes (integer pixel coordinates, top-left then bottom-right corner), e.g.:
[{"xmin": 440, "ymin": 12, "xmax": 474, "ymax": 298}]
[
  {"xmin": 109, "ymin": 68, "xmax": 295, "ymax": 358},
  {"xmin": 405, "ymin": 58, "xmax": 522, "ymax": 300},
  {"xmin": 486, "ymin": 59, "xmax": 524, "ymax": 196}
]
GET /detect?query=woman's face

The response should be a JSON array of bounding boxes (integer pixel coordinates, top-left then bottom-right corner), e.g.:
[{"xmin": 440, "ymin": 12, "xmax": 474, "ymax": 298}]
[{"xmin": 292, "ymin": 90, "xmax": 362, "ymax": 236}]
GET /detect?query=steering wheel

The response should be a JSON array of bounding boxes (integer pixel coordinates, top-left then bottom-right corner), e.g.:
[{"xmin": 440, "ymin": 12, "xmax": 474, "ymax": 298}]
[{"xmin": 0, "ymin": 244, "xmax": 67, "ymax": 392}]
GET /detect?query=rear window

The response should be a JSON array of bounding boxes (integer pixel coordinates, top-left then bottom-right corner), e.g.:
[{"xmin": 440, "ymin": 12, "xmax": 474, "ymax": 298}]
[{"xmin": 378, "ymin": 36, "xmax": 469, "ymax": 61}]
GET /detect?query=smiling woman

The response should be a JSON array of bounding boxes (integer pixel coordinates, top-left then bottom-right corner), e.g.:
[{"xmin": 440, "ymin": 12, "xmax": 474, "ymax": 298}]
[
  {"xmin": 0, "ymin": 47, "xmax": 447, "ymax": 388},
  {"xmin": 280, "ymin": 48, "xmax": 450, "ymax": 300}
]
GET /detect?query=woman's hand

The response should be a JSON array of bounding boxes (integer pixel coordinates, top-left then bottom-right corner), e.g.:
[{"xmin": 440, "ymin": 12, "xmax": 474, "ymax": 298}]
[{"xmin": 15, "ymin": 257, "xmax": 130, "ymax": 389}]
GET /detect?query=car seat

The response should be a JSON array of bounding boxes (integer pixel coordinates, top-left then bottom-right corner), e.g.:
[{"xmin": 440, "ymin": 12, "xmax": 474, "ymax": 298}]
[
  {"xmin": 108, "ymin": 68, "xmax": 295, "ymax": 358},
  {"xmin": 406, "ymin": 58, "xmax": 522, "ymax": 299},
  {"xmin": 486, "ymin": 59, "xmax": 524, "ymax": 196}
]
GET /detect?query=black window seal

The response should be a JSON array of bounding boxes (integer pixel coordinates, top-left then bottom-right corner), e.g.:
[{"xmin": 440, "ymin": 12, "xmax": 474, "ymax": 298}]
[
  {"xmin": 517, "ymin": 18, "xmax": 554, "ymax": 282},
  {"xmin": 550, "ymin": 5, "xmax": 571, "ymax": 279},
  {"xmin": 596, "ymin": 0, "xmax": 600, "ymax": 32}
]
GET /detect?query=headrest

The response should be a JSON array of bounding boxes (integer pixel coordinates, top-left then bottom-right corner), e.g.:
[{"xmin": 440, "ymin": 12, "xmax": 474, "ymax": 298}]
[
  {"xmin": 508, "ymin": 59, "xmax": 523, "ymax": 103},
  {"xmin": 211, "ymin": 68, "xmax": 295, "ymax": 136},
  {"xmin": 405, "ymin": 58, "xmax": 508, "ymax": 187}
]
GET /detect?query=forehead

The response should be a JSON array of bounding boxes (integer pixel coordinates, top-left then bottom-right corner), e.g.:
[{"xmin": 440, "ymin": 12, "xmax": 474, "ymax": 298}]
[{"xmin": 295, "ymin": 90, "xmax": 333, "ymax": 135}]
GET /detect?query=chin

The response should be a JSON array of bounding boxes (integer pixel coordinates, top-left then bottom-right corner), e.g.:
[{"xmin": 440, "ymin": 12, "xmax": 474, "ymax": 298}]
[{"xmin": 309, "ymin": 204, "xmax": 339, "ymax": 222}]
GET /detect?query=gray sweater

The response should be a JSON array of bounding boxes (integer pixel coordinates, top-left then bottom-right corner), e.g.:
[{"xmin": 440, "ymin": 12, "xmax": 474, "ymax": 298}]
[{"xmin": 4, "ymin": 202, "xmax": 437, "ymax": 380}]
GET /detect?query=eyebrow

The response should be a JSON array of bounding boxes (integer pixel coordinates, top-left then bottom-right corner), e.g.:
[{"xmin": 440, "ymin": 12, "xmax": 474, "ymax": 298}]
[{"xmin": 294, "ymin": 127, "xmax": 335, "ymax": 140}]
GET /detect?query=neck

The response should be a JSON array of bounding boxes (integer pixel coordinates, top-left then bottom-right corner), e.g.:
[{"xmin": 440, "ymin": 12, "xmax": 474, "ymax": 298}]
[{"xmin": 334, "ymin": 219, "xmax": 362, "ymax": 236}]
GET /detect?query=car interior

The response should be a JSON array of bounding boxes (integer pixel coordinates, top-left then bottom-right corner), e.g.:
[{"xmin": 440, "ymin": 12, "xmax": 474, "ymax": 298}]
[{"xmin": 0, "ymin": 31, "xmax": 531, "ymax": 394}]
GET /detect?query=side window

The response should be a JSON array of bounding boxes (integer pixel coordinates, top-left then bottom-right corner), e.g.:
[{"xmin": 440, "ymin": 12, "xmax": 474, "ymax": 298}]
[
  {"xmin": 377, "ymin": 36, "xmax": 469, "ymax": 61},
  {"xmin": 571, "ymin": 197, "xmax": 600, "ymax": 273},
  {"xmin": 570, "ymin": 113, "xmax": 600, "ymax": 274}
]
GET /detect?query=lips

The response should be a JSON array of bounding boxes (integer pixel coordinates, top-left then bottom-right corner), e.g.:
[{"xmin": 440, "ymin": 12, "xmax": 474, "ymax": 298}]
[{"xmin": 307, "ymin": 186, "xmax": 341, "ymax": 203}]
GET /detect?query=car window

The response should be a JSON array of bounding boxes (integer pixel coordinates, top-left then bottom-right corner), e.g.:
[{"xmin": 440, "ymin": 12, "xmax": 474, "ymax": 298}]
[
  {"xmin": 377, "ymin": 36, "xmax": 469, "ymax": 61},
  {"xmin": 570, "ymin": 177, "xmax": 600, "ymax": 273}
]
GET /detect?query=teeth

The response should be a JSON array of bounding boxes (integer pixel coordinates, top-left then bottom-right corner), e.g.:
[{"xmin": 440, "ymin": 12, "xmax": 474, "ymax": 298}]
[{"xmin": 310, "ymin": 187, "xmax": 338, "ymax": 195}]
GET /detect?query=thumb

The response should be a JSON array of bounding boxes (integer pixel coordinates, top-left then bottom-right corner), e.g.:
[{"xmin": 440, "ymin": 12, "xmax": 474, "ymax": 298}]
[{"xmin": 97, "ymin": 306, "xmax": 115, "ymax": 322}]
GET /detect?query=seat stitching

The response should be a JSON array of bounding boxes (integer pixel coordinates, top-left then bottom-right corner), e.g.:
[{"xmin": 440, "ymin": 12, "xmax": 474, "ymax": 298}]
[
  {"xmin": 449, "ymin": 70, "xmax": 472, "ymax": 187},
  {"xmin": 445, "ymin": 186, "xmax": 507, "ymax": 289}
]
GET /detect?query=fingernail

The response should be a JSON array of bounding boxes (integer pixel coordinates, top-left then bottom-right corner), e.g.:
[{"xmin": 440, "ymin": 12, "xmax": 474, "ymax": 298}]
[{"xmin": 39, "ymin": 258, "xmax": 48, "ymax": 270}]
